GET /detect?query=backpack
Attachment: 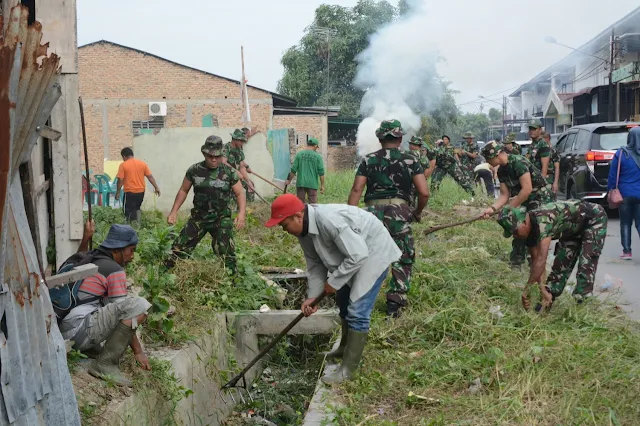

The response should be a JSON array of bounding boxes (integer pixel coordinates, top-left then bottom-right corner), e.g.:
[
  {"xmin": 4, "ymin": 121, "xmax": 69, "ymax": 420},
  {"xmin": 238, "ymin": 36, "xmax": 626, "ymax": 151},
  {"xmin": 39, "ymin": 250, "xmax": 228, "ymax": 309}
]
[{"xmin": 49, "ymin": 251, "xmax": 102, "ymax": 322}]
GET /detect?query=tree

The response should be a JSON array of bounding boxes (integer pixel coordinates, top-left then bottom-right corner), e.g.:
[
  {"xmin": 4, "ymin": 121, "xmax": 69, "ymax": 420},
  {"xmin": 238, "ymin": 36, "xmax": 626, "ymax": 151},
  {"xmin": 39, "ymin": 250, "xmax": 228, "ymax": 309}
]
[
  {"xmin": 418, "ymin": 81, "xmax": 460, "ymax": 142},
  {"xmin": 488, "ymin": 107, "xmax": 502, "ymax": 123},
  {"xmin": 453, "ymin": 113, "xmax": 491, "ymax": 143},
  {"xmin": 277, "ymin": 1, "xmax": 398, "ymax": 116}
]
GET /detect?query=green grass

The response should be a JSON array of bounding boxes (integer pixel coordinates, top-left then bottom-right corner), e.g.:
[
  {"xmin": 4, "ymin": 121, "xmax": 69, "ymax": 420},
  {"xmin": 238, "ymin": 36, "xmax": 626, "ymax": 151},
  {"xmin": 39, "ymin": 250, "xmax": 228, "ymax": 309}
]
[{"xmin": 86, "ymin": 173, "xmax": 640, "ymax": 425}]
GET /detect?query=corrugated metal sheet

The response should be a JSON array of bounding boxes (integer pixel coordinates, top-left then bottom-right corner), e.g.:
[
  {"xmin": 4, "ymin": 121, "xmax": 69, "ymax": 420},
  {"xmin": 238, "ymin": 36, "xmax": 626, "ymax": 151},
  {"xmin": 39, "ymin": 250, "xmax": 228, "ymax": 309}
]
[{"xmin": 0, "ymin": 5, "xmax": 80, "ymax": 426}]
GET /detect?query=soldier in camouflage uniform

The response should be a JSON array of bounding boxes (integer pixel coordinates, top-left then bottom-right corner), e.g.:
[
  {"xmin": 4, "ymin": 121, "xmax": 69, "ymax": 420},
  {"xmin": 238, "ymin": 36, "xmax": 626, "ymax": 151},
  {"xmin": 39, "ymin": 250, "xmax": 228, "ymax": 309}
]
[
  {"xmin": 430, "ymin": 135, "xmax": 476, "ymax": 195},
  {"xmin": 542, "ymin": 131, "xmax": 560, "ymax": 194},
  {"xmin": 498, "ymin": 200, "xmax": 607, "ymax": 310},
  {"xmin": 408, "ymin": 136, "xmax": 432, "ymax": 207},
  {"xmin": 503, "ymin": 133, "xmax": 520, "ymax": 155},
  {"xmin": 527, "ymin": 119, "xmax": 555, "ymax": 201},
  {"xmin": 422, "ymin": 140, "xmax": 437, "ymax": 179},
  {"xmin": 223, "ymin": 129, "xmax": 255, "ymax": 203},
  {"xmin": 481, "ymin": 141, "xmax": 555, "ymax": 267},
  {"xmin": 459, "ymin": 131, "xmax": 480, "ymax": 181},
  {"xmin": 348, "ymin": 119, "xmax": 429, "ymax": 317},
  {"xmin": 166, "ymin": 136, "xmax": 247, "ymax": 272}
]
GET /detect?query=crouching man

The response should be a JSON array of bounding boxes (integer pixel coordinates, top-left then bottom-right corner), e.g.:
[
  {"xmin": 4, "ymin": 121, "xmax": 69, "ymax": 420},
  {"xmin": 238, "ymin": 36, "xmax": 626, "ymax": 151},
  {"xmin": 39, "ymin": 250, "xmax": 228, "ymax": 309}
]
[
  {"xmin": 265, "ymin": 194, "xmax": 401, "ymax": 385},
  {"xmin": 497, "ymin": 200, "xmax": 607, "ymax": 310},
  {"xmin": 57, "ymin": 223, "xmax": 151, "ymax": 386}
]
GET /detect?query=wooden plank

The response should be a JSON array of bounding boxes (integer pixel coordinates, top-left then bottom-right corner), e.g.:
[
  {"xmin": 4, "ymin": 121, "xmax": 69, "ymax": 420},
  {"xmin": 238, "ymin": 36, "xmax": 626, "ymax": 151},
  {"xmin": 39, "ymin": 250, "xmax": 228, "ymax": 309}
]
[
  {"xmin": 18, "ymin": 161, "xmax": 45, "ymax": 270},
  {"xmin": 38, "ymin": 125, "xmax": 61, "ymax": 141},
  {"xmin": 45, "ymin": 263, "xmax": 98, "ymax": 289},
  {"xmin": 34, "ymin": 179, "xmax": 49, "ymax": 197}
]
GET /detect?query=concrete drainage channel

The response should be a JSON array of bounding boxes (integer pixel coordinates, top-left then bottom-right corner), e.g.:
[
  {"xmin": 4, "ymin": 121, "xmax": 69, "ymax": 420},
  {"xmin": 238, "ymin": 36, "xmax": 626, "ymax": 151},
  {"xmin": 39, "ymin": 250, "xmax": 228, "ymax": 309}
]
[{"xmin": 98, "ymin": 274, "xmax": 341, "ymax": 426}]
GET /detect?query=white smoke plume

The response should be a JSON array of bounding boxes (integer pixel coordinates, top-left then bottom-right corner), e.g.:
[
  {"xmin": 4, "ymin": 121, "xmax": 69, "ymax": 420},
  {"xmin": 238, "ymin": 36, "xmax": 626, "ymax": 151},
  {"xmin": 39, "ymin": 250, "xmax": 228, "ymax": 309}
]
[{"xmin": 355, "ymin": 0, "xmax": 441, "ymax": 157}]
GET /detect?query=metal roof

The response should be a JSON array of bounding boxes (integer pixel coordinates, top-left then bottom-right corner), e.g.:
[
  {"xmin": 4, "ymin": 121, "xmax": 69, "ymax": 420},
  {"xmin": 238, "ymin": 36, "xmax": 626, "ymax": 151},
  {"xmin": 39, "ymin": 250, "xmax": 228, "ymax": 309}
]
[
  {"xmin": 79, "ymin": 40, "xmax": 298, "ymax": 107},
  {"xmin": 0, "ymin": 6, "xmax": 80, "ymax": 425}
]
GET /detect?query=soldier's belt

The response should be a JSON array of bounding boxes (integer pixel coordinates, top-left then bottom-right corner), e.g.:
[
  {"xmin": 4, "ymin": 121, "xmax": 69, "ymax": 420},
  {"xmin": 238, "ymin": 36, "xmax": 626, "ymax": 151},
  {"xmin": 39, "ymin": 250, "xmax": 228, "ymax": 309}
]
[{"xmin": 366, "ymin": 198, "xmax": 408, "ymax": 206}]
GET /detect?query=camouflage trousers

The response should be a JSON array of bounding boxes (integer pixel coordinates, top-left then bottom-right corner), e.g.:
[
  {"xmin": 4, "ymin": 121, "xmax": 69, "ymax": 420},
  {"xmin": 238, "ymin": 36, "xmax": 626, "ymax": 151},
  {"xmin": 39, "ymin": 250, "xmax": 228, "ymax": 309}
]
[
  {"xmin": 547, "ymin": 204, "xmax": 607, "ymax": 298},
  {"xmin": 510, "ymin": 187, "xmax": 556, "ymax": 266},
  {"xmin": 430, "ymin": 164, "xmax": 475, "ymax": 195},
  {"xmin": 365, "ymin": 203, "xmax": 414, "ymax": 306},
  {"xmin": 167, "ymin": 215, "xmax": 236, "ymax": 272}
]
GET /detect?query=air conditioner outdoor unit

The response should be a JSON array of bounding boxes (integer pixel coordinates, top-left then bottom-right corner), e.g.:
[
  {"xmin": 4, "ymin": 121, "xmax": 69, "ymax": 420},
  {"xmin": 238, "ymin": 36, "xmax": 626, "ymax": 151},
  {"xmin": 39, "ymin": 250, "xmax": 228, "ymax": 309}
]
[{"xmin": 149, "ymin": 102, "xmax": 167, "ymax": 117}]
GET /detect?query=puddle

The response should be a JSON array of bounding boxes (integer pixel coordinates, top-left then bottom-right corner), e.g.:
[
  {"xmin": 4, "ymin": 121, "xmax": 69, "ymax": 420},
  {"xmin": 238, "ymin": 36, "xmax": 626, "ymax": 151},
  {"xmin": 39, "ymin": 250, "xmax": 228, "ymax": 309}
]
[{"xmin": 223, "ymin": 335, "xmax": 332, "ymax": 426}]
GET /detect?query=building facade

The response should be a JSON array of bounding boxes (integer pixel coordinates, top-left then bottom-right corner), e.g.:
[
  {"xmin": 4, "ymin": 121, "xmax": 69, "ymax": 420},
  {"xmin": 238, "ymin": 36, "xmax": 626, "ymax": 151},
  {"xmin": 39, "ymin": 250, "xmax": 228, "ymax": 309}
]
[{"xmin": 508, "ymin": 6, "xmax": 640, "ymax": 134}]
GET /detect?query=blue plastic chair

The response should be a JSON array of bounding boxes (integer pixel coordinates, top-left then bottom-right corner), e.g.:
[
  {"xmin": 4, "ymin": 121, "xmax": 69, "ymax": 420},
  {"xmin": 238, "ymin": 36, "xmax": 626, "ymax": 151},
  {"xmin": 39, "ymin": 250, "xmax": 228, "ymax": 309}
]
[{"xmin": 94, "ymin": 174, "xmax": 117, "ymax": 207}]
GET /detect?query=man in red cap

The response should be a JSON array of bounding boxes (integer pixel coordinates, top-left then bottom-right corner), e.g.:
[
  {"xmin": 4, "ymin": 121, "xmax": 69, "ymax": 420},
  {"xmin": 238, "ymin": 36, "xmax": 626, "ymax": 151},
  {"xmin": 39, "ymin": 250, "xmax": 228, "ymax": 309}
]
[{"xmin": 265, "ymin": 194, "xmax": 401, "ymax": 385}]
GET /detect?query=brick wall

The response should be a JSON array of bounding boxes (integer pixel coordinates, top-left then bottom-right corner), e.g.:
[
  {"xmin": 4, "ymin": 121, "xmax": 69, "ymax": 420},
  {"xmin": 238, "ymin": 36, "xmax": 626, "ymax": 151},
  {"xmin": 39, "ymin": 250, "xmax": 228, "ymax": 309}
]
[
  {"xmin": 78, "ymin": 41, "xmax": 274, "ymax": 174},
  {"xmin": 327, "ymin": 146, "xmax": 358, "ymax": 171},
  {"xmin": 273, "ymin": 115, "xmax": 323, "ymax": 141}
]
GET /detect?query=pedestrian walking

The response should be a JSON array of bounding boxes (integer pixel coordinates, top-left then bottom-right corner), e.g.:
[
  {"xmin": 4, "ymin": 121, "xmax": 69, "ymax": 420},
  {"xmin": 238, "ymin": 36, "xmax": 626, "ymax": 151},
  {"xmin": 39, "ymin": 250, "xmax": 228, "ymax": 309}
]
[
  {"xmin": 265, "ymin": 194, "xmax": 401, "ymax": 384},
  {"xmin": 285, "ymin": 137, "xmax": 325, "ymax": 203},
  {"xmin": 347, "ymin": 119, "xmax": 429, "ymax": 317},
  {"xmin": 165, "ymin": 135, "xmax": 246, "ymax": 272},
  {"xmin": 497, "ymin": 200, "xmax": 607, "ymax": 310},
  {"xmin": 608, "ymin": 126, "xmax": 640, "ymax": 260},
  {"xmin": 115, "ymin": 147, "xmax": 161, "ymax": 222}
]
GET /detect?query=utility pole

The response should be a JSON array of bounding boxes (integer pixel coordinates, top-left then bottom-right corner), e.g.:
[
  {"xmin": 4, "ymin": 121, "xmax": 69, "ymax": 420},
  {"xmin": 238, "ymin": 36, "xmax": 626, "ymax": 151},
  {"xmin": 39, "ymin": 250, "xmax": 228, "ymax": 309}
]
[
  {"xmin": 608, "ymin": 27, "xmax": 615, "ymax": 121},
  {"xmin": 502, "ymin": 96, "xmax": 507, "ymax": 138},
  {"xmin": 310, "ymin": 26, "xmax": 338, "ymax": 108}
]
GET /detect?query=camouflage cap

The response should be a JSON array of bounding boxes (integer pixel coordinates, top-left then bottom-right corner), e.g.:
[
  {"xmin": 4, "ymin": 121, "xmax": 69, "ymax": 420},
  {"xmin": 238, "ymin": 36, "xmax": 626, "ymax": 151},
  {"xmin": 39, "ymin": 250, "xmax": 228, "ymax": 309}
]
[
  {"xmin": 481, "ymin": 141, "xmax": 504, "ymax": 160},
  {"xmin": 202, "ymin": 135, "xmax": 224, "ymax": 156},
  {"xmin": 505, "ymin": 132, "xmax": 516, "ymax": 144},
  {"xmin": 463, "ymin": 131, "xmax": 475, "ymax": 139},
  {"xmin": 409, "ymin": 136, "xmax": 423, "ymax": 146},
  {"xmin": 231, "ymin": 129, "xmax": 248, "ymax": 142},
  {"xmin": 497, "ymin": 205, "xmax": 528, "ymax": 238},
  {"xmin": 375, "ymin": 119, "xmax": 405, "ymax": 139},
  {"xmin": 308, "ymin": 137, "xmax": 319, "ymax": 146},
  {"xmin": 528, "ymin": 119, "xmax": 543, "ymax": 129}
]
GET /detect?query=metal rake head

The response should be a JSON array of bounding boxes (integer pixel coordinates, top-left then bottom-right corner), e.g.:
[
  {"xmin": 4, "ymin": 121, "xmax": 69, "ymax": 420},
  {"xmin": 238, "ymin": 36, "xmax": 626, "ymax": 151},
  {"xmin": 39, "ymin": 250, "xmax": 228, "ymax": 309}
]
[{"xmin": 219, "ymin": 373, "xmax": 253, "ymax": 405}]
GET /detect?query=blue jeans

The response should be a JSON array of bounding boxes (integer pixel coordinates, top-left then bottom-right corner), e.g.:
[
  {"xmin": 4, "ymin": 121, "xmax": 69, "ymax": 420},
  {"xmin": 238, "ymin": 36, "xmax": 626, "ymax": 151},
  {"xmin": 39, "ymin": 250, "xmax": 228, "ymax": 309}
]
[
  {"xmin": 620, "ymin": 196, "xmax": 640, "ymax": 254},
  {"xmin": 336, "ymin": 268, "xmax": 388, "ymax": 332}
]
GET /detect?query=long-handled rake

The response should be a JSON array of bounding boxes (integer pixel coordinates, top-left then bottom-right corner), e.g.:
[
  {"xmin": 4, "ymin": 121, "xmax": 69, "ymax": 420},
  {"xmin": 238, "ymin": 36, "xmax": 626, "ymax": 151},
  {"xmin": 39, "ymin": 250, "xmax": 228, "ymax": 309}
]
[
  {"xmin": 219, "ymin": 292, "xmax": 327, "ymax": 404},
  {"xmin": 423, "ymin": 209, "xmax": 498, "ymax": 236}
]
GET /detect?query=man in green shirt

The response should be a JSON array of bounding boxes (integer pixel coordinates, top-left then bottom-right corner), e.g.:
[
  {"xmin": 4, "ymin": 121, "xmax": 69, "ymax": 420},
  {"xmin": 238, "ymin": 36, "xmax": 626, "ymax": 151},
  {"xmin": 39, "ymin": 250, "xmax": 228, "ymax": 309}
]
[{"xmin": 285, "ymin": 137, "xmax": 325, "ymax": 203}]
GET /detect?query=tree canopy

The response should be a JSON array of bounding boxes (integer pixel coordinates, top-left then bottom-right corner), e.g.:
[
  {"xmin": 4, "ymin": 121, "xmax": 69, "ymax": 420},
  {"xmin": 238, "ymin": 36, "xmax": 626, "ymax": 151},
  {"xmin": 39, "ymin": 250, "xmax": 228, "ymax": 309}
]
[{"xmin": 277, "ymin": 1, "xmax": 398, "ymax": 117}]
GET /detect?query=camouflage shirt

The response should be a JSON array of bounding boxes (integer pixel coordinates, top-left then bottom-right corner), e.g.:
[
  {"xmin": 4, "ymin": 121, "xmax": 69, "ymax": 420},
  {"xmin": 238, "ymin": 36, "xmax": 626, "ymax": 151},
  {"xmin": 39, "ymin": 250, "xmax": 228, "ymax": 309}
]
[
  {"xmin": 460, "ymin": 142, "xmax": 479, "ymax": 170},
  {"xmin": 185, "ymin": 161, "xmax": 239, "ymax": 219},
  {"xmin": 222, "ymin": 143, "xmax": 245, "ymax": 170},
  {"xmin": 529, "ymin": 138, "xmax": 551, "ymax": 173},
  {"xmin": 356, "ymin": 148, "xmax": 424, "ymax": 202},
  {"xmin": 497, "ymin": 154, "xmax": 554, "ymax": 209},
  {"xmin": 435, "ymin": 145, "xmax": 457, "ymax": 169},
  {"xmin": 547, "ymin": 147, "xmax": 560, "ymax": 181},
  {"xmin": 409, "ymin": 150, "xmax": 430, "ymax": 171},
  {"xmin": 526, "ymin": 200, "xmax": 606, "ymax": 247}
]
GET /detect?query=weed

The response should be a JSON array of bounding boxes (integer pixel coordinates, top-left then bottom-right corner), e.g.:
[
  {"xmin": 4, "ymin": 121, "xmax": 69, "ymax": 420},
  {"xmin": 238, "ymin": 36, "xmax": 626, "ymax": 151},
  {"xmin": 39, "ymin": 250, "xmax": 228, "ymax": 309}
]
[{"xmin": 139, "ymin": 265, "xmax": 177, "ymax": 339}]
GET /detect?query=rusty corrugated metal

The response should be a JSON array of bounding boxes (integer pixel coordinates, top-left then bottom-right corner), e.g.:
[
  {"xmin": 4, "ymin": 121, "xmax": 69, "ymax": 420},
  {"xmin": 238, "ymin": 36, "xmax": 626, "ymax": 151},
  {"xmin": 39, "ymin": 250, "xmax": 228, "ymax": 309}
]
[{"xmin": 0, "ymin": 5, "xmax": 80, "ymax": 426}]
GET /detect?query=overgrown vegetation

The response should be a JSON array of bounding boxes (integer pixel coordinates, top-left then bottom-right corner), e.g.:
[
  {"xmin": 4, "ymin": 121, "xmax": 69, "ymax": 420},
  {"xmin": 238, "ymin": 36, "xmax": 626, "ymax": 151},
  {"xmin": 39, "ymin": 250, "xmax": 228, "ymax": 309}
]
[{"xmin": 81, "ymin": 170, "xmax": 640, "ymax": 425}]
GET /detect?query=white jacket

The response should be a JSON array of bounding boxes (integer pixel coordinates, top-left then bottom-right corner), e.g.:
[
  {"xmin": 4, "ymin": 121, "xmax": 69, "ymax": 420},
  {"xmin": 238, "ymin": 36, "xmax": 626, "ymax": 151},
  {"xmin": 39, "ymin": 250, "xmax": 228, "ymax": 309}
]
[{"xmin": 298, "ymin": 204, "xmax": 402, "ymax": 302}]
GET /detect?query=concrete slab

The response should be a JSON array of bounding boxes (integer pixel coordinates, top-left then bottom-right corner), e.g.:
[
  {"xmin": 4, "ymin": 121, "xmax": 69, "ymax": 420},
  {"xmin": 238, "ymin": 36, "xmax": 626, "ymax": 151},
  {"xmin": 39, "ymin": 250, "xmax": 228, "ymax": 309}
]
[
  {"xmin": 226, "ymin": 309, "xmax": 339, "ymax": 335},
  {"xmin": 302, "ymin": 342, "xmax": 343, "ymax": 426}
]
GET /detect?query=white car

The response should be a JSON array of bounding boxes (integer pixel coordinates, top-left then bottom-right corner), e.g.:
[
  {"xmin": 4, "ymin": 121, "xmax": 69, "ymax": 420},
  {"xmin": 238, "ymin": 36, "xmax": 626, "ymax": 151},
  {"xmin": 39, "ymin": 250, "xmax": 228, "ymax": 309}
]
[{"xmin": 516, "ymin": 140, "xmax": 532, "ymax": 156}]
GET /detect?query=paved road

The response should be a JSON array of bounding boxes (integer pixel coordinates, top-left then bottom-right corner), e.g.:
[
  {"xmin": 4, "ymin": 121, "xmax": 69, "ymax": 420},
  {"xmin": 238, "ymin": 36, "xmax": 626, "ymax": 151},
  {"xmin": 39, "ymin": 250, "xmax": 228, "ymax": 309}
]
[{"xmin": 596, "ymin": 216, "xmax": 640, "ymax": 319}]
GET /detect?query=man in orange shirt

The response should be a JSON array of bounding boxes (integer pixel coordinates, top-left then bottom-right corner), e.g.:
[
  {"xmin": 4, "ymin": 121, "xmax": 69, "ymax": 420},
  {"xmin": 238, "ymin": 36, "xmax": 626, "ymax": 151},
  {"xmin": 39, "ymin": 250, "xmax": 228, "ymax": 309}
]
[{"xmin": 115, "ymin": 147, "xmax": 161, "ymax": 222}]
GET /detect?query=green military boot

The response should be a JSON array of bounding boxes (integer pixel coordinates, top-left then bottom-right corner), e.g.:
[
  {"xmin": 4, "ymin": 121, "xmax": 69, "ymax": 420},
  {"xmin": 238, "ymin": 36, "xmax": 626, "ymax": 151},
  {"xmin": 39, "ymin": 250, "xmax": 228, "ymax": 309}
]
[
  {"xmin": 88, "ymin": 322, "xmax": 134, "ymax": 387},
  {"xmin": 321, "ymin": 329, "xmax": 368, "ymax": 385},
  {"xmin": 323, "ymin": 318, "xmax": 348, "ymax": 361}
]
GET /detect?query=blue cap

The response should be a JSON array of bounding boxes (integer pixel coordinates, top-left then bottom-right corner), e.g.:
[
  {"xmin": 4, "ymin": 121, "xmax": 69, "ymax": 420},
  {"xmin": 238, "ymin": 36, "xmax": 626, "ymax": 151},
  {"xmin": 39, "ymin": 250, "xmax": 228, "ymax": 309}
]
[{"xmin": 100, "ymin": 224, "xmax": 139, "ymax": 249}]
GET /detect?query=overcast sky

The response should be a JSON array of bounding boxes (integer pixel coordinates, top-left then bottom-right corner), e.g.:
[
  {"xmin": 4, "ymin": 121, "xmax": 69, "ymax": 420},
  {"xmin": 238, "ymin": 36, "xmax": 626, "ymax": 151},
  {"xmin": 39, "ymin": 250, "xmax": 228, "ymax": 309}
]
[{"xmin": 78, "ymin": 0, "xmax": 639, "ymax": 113}]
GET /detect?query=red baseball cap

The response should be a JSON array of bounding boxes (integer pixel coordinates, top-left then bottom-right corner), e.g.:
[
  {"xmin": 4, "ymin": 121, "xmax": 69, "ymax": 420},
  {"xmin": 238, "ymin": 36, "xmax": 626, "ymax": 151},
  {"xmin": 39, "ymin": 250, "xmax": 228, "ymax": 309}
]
[{"xmin": 265, "ymin": 194, "xmax": 305, "ymax": 227}]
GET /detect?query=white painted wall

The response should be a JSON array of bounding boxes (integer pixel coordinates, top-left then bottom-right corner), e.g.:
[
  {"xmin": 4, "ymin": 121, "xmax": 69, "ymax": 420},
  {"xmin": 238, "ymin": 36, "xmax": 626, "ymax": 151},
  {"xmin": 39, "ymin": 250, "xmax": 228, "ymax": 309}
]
[{"xmin": 135, "ymin": 128, "xmax": 275, "ymax": 213}]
